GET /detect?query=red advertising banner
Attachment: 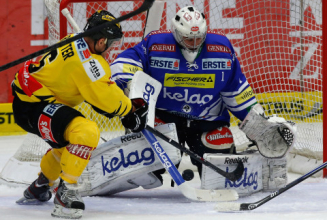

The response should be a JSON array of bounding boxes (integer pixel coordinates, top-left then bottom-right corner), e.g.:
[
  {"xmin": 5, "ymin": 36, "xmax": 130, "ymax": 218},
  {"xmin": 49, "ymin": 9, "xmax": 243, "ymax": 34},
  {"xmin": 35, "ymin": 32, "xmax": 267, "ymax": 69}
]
[
  {"xmin": 0, "ymin": 0, "xmax": 322, "ymax": 103},
  {"xmin": 0, "ymin": 0, "xmax": 48, "ymax": 103}
]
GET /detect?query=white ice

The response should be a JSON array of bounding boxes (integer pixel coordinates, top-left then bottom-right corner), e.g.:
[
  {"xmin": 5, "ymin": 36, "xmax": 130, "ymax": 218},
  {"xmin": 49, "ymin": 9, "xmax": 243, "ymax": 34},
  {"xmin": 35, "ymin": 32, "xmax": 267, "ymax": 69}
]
[{"xmin": 0, "ymin": 135, "xmax": 326, "ymax": 220}]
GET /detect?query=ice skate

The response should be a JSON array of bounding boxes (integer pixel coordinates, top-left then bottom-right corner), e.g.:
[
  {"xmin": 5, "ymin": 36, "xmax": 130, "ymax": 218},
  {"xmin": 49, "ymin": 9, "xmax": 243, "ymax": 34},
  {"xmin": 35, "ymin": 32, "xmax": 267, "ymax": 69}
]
[
  {"xmin": 16, "ymin": 172, "xmax": 52, "ymax": 205},
  {"xmin": 51, "ymin": 179, "xmax": 84, "ymax": 219}
]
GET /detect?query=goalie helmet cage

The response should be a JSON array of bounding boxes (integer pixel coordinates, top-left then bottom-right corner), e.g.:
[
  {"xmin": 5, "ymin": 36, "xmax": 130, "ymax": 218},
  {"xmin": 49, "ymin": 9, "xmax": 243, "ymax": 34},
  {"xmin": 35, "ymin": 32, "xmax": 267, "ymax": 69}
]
[{"xmin": 0, "ymin": 0, "xmax": 326, "ymax": 186}]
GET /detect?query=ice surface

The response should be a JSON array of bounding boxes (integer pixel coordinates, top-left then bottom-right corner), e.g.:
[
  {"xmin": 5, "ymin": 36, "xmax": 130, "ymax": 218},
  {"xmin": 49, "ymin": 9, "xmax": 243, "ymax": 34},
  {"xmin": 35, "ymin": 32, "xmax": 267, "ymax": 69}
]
[{"xmin": 0, "ymin": 134, "xmax": 326, "ymax": 220}]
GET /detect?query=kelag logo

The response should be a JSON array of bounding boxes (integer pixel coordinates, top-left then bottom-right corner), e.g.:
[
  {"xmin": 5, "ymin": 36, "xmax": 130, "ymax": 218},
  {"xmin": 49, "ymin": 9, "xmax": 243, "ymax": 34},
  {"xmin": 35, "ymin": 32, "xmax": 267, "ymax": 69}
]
[
  {"xmin": 143, "ymin": 83, "xmax": 155, "ymax": 103},
  {"xmin": 225, "ymin": 167, "xmax": 258, "ymax": 190},
  {"xmin": 101, "ymin": 148, "xmax": 155, "ymax": 175},
  {"xmin": 151, "ymin": 141, "xmax": 172, "ymax": 169},
  {"xmin": 150, "ymin": 57, "xmax": 180, "ymax": 70}
]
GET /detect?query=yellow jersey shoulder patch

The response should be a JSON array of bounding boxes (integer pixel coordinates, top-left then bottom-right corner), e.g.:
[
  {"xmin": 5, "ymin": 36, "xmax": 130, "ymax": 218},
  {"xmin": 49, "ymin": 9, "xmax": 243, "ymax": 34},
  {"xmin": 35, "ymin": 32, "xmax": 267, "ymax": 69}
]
[{"xmin": 82, "ymin": 59, "xmax": 106, "ymax": 82}]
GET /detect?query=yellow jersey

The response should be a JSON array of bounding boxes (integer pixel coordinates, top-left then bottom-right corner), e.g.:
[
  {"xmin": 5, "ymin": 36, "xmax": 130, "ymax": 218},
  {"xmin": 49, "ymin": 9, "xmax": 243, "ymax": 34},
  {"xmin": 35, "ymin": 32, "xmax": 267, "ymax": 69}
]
[{"xmin": 12, "ymin": 34, "xmax": 131, "ymax": 118}]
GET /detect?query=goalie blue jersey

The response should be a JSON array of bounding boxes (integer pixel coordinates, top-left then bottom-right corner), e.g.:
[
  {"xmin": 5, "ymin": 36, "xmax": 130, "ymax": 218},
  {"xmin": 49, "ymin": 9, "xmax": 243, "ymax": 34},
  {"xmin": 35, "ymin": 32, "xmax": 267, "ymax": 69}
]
[{"xmin": 111, "ymin": 30, "xmax": 257, "ymax": 122}]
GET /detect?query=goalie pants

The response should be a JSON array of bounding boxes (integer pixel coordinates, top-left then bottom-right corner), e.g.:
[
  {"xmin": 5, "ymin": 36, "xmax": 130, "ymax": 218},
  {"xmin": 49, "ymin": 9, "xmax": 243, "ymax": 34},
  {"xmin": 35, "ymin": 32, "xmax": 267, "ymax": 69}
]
[
  {"xmin": 155, "ymin": 109, "xmax": 235, "ymax": 176},
  {"xmin": 12, "ymin": 96, "xmax": 100, "ymax": 184}
]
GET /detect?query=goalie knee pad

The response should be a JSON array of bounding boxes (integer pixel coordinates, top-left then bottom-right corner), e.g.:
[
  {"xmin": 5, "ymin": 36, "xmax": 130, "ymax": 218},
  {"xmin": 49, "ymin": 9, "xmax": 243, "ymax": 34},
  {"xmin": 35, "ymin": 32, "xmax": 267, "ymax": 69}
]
[
  {"xmin": 262, "ymin": 157, "xmax": 287, "ymax": 191},
  {"xmin": 200, "ymin": 126, "xmax": 234, "ymax": 151},
  {"xmin": 201, "ymin": 151, "xmax": 287, "ymax": 197},
  {"xmin": 186, "ymin": 126, "xmax": 235, "ymax": 174}
]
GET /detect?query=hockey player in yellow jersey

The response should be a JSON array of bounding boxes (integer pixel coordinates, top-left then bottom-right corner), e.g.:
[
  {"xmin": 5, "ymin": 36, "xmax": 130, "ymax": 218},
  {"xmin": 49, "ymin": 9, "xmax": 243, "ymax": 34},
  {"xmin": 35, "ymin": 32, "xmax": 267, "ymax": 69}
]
[{"xmin": 13, "ymin": 10, "xmax": 149, "ymax": 219}]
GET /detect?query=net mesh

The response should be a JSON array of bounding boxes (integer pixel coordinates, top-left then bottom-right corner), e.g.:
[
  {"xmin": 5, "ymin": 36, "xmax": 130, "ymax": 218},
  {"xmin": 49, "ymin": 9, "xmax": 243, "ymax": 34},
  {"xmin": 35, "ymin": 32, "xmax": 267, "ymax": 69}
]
[{"xmin": 13, "ymin": 0, "xmax": 323, "ymax": 162}]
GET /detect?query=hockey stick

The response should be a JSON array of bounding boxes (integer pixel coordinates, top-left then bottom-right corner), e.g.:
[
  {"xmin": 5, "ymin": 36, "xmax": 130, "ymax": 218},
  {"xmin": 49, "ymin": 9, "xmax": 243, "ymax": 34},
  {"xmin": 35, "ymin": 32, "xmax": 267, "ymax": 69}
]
[
  {"xmin": 128, "ymin": 71, "xmax": 239, "ymax": 201},
  {"xmin": 290, "ymin": 102, "xmax": 322, "ymax": 119},
  {"xmin": 141, "ymin": 129, "xmax": 238, "ymax": 202},
  {"xmin": 145, "ymin": 125, "xmax": 244, "ymax": 182},
  {"xmin": 215, "ymin": 160, "xmax": 327, "ymax": 211},
  {"xmin": 0, "ymin": 0, "xmax": 155, "ymax": 72},
  {"xmin": 61, "ymin": 8, "xmax": 81, "ymax": 32}
]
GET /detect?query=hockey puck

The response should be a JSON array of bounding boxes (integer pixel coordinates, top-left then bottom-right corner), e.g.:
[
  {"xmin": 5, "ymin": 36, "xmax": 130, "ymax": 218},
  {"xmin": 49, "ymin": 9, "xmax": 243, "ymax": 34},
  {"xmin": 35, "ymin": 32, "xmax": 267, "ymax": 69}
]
[{"xmin": 182, "ymin": 169, "xmax": 194, "ymax": 181}]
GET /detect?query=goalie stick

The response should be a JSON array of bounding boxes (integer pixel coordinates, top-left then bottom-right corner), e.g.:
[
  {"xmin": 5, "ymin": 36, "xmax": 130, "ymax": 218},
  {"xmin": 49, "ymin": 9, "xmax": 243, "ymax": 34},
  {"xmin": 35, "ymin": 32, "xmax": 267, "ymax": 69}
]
[
  {"xmin": 215, "ymin": 160, "xmax": 327, "ymax": 211},
  {"xmin": 290, "ymin": 102, "xmax": 322, "ymax": 120},
  {"xmin": 142, "ymin": 129, "xmax": 238, "ymax": 202},
  {"xmin": 0, "ymin": 0, "xmax": 155, "ymax": 72},
  {"xmin": 61, "ymin": 8, "xmax": 81, "ymax": 32},
  {"xmin": 145, "ymin": 125, "xmax": 244, "ymax": 182}
]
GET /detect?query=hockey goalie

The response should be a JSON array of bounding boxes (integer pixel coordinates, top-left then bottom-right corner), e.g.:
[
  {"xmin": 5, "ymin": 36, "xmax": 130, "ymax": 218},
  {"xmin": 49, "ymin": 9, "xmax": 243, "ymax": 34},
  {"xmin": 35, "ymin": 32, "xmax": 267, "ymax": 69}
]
[
  {"xmin": 75, "ymin": 69, "xmax": 297, "ymax": 199},
  {"xmin": 77, "ymin": 71, "xmax": 297, "ymax": 199},
  {"xmin": 106, "ymin": 5, "xmax": 297, "ymax": 197}
]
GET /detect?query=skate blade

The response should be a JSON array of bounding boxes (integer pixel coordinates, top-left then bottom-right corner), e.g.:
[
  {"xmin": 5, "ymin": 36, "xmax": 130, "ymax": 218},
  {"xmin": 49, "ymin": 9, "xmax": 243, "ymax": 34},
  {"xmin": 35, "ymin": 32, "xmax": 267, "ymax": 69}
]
[
  {"xmin": 16, "ymin": 197, "xmax": 48, "ymax": 205},
  {"xmin": 51, "ymin": 204, "xmax": 83, "ymax": 219}
]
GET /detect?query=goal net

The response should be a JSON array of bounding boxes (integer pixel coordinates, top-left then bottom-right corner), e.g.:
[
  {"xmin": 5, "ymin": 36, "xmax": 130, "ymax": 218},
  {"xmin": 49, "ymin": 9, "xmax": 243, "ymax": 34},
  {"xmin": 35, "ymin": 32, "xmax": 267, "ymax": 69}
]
[{"xmin": 0, "ymin": 0, "xmax": 324, "ymax": 185}]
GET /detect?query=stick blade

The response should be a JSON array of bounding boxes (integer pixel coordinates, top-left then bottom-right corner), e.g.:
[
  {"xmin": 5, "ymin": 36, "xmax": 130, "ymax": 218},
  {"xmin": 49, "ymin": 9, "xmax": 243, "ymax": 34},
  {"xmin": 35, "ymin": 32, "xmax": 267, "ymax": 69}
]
[
  {"xmin": 225, "ymin": 161, "xmax": 244, "ymax": 181},
  {"xmin": 215, "ymin": 202, "xmax": 241, "ymax": 212},
  {"xmin": 178, "ymin": 184, "xmax": 239, "ymax": 202}
]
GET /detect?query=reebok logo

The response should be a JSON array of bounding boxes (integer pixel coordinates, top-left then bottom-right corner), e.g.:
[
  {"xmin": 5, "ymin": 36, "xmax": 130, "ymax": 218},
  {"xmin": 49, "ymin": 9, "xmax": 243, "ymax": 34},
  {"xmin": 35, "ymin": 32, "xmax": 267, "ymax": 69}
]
[
  {"xmin": 224, "ymin": 157, "xmax": 249, "ymax": 164},
  {"xmin": 121, "ymin": 133, "xmax": 142, "ymax": 143}
]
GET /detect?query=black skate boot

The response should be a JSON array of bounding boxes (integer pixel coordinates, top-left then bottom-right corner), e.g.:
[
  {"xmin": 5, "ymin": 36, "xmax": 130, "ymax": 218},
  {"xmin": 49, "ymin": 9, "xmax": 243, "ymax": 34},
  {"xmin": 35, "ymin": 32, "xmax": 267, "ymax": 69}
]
[
  {"xmin": 16, "ymin": 172, "xmax": 52, "ymax": 205},
  {"xmin": 51, "ymin": 179, "xmax": 84, "ymax": 219}
]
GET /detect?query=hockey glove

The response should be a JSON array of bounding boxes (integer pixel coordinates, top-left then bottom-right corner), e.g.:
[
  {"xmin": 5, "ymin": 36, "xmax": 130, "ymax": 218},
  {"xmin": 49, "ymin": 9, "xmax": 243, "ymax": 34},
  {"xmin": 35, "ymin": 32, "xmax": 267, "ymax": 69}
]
[
  {"xmin": 239, "ymin": 104, "xmax": 297, "ymax": 159},
  {"xmin": 121, "ymin": 98, "xmax": 149, "ymax": 133}
]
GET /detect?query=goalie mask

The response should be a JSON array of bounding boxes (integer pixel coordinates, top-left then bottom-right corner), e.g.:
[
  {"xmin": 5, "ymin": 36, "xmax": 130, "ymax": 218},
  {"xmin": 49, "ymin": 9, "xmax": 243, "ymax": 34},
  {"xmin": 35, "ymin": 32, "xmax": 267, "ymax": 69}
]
[
  {"xmin": 171, "ymin": 6, "xmax": 207, "ymax": 52},
  {"xmin": 84, "ymin": 10, "xmax": 124, "ymax": 54}
]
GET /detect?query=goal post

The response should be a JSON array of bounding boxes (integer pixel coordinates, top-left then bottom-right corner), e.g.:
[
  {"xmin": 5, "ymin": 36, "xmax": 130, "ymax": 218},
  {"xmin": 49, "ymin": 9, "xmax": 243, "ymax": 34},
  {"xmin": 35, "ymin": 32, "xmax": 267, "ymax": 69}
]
[
  {"xmin": 0, "ymin": 0, "xmax": 325, "ymax": 186},
  {"xmin": 323, "ymin": 0, "xmax": 327, "ymax": 178}
]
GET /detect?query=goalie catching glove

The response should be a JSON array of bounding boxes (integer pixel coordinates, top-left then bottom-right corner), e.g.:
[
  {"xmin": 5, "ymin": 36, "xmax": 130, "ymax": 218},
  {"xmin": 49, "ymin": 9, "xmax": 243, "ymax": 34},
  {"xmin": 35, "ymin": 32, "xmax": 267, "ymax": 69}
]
[
  {"xmin": 239, "ymin": 104, "xmax": 297, "ymax": 159},
  {"xmin": 121, "ymin": 98, "xmax": 149, "ymax": 132}
]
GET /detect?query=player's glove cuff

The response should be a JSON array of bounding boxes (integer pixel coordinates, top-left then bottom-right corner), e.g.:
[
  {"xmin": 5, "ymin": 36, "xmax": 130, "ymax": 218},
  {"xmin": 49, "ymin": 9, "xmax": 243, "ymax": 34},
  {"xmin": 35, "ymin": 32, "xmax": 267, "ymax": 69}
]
[{"xmin": 121, "ymin": 98, "xmax": 149, "ymax": 133}]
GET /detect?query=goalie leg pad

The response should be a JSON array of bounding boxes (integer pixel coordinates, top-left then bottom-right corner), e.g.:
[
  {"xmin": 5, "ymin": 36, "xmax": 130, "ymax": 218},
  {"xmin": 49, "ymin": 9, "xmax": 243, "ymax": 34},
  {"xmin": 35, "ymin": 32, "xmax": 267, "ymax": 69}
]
[
  {"xmin": 78, "ymin": 123, "xmax": 181, "ymax": 196},
  {"xmin": 79, "ymin": 171, "xmax": 162, "ymax": 196},
  {"xmin": 262, "ymin": 157, "xmax": 287, "ymax": 191},
  {"xmin": 201, "ymin": 151, "xmax": 288, "ymax": 196},
  {"xmin": 201, "ymin": 152, "xmax": 263, "ymax": 197},
  {"xmin": 130, "ymin": 172, "xmax": 163, "ymax": 189}
]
